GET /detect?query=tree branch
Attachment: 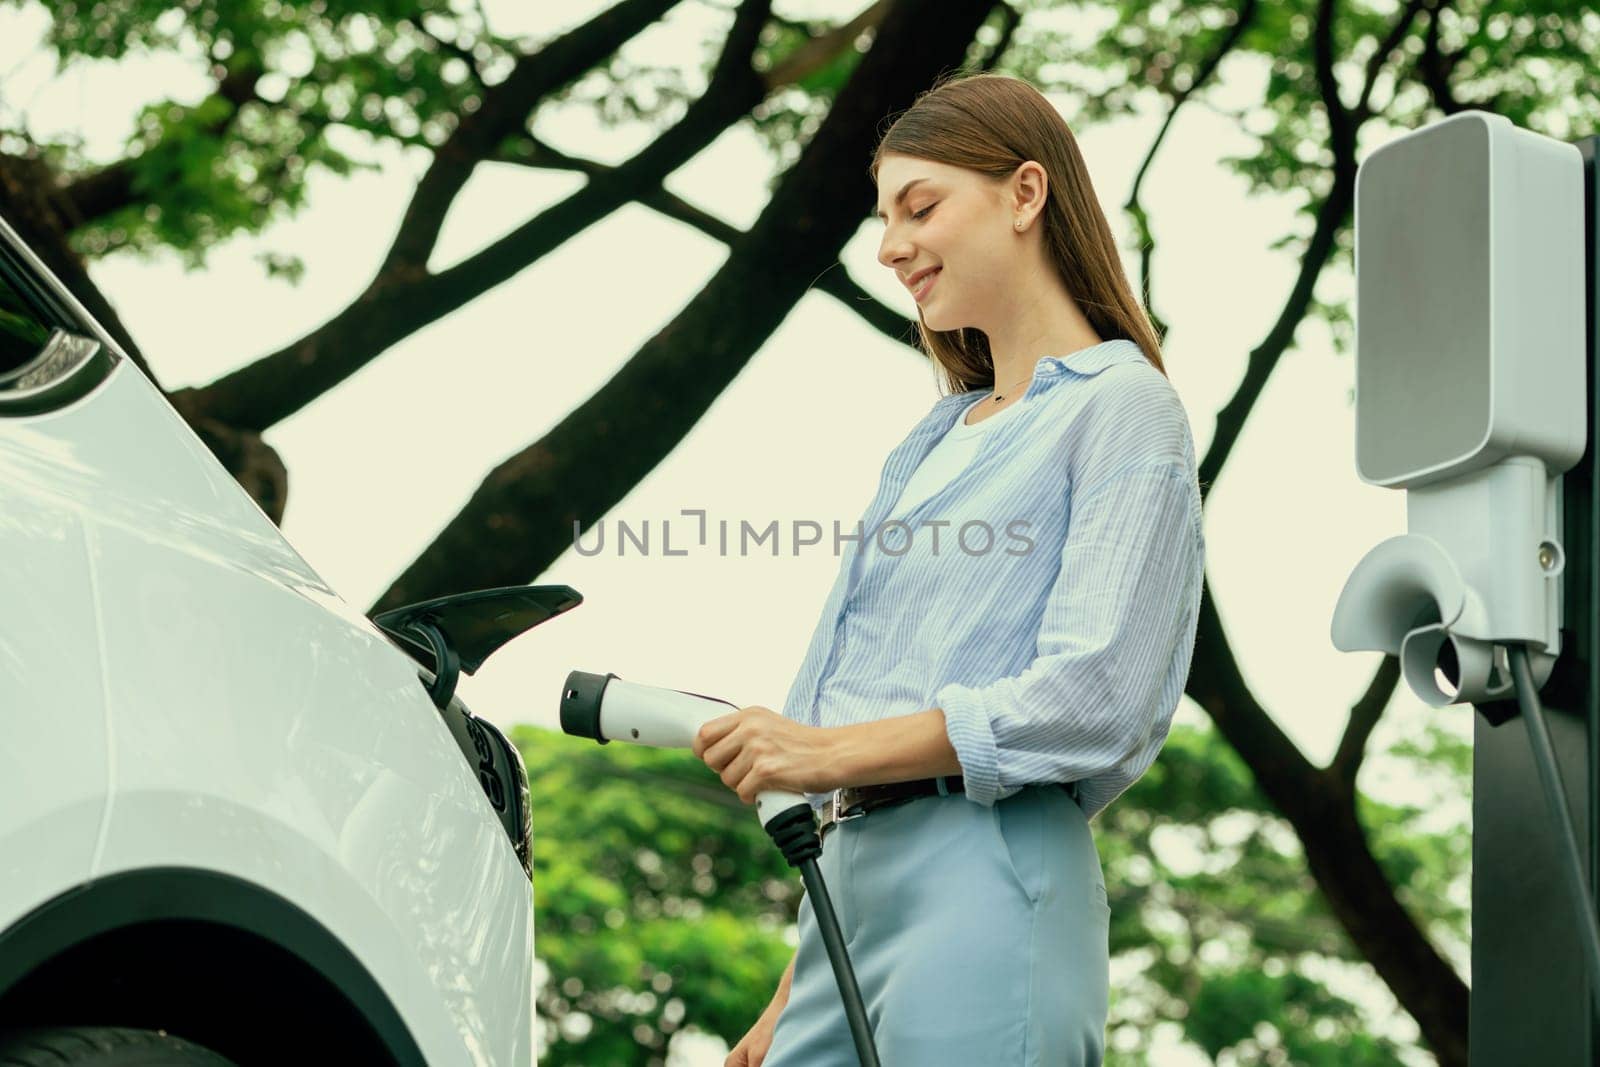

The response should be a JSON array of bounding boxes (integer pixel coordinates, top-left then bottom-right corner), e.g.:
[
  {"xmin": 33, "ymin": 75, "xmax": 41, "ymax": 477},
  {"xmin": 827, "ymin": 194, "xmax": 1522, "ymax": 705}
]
[
  {"xmin": 977, "ymin": 2, "xmax": 1021, "ymax": 73},
  {"xmin": 367, "ymin": 0, "xmax": 1000, "ymax": 615},
  {"xmin": 763, "ymin": 0, "xmax": 892, "ymax": 88},
  {"xmin": 0, "ymin": 150, "xmax": 158, "ymax": 385},
  {"xmin": 174, "ymin": 0, "xmax": 895, "ymax": 433},
  {"xmin": 1179, "ymin": 3, "xmax": 1472, "ymax": 1060},
  {"xmin": 1196, "ymin": 178, "xmax": 1351, "ymax": 503},
  {"xmin": 0, "ymin": 58, "xmax": 263, "ymax": 388},
  {"xmin": 1329, "ymin": 654, "xmax": 1402, "ymax": 787},
  {"xmin": 1351, "ymin": 0, "xmax": 1431, "ymax": 123},
  {"xmin": 495, "ymin": 133, "xmax": 918, "ymax": 347},
  {"xmin": 56, "ymin": 62, "xmax": 264, "ymax": 229},
  {"xmin": 1124, "ymin": 0, "xmax": 1261, "ymax": 341},
  {"xmin": 1313, "ymin": 0, "xmax": 1352, "ymax": 143},
  {"xmin": 1416, "ymin": 0, "xmax": 1467, "ymax": 114},
  {"xmin": 380, "ymin": 0, "xmax": 688, "ymax": 276},
  {"xmin": 414, "ymin": 19, "xmax": 491, "ymax": 90},
  {"xmin": 1194, "ymin": 0, "xmax": 1423, "ymax": 502},
  {"xmin": 1185, "ymin": 584, "xmax": 1468, "ymax": 1066}
]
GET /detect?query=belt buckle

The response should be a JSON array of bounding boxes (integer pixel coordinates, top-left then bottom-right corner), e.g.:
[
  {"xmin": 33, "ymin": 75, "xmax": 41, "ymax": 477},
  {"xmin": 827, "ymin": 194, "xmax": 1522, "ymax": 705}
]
[{"xmin": 830, "ymin": 789, "xmax": 867, "ymax": 827}]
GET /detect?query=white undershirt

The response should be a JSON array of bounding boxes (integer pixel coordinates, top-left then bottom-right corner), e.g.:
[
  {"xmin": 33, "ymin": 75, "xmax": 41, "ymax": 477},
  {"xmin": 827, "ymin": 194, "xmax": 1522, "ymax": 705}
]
[{"xmin": 885, "ymin": 395, "xmax": 1022, "ymax": 521}]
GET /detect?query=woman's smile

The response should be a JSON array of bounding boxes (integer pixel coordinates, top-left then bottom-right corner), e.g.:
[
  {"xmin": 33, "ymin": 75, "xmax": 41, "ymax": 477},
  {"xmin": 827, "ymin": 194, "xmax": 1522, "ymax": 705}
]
[{"xmin": 913, "ymin": 268, "xmax": 941, "ymax": 302}]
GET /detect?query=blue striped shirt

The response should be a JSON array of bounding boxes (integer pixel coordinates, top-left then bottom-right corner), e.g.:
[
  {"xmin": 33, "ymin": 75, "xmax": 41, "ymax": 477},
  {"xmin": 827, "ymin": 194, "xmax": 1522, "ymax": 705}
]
[{"xmin": 781, "ymin": 339, "xmax": 1205, "ymax": 822}]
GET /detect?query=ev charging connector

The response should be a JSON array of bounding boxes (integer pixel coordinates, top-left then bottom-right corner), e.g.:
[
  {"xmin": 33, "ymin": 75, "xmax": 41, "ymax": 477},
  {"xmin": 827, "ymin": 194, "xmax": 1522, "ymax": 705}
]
[
  {"xmin": 560, "ymin": 670, "xmax": 881, "ymax": 1066},
  {"xmin": 1331, "ymin": 110, "xmax": 1586, "ymax": 706}
]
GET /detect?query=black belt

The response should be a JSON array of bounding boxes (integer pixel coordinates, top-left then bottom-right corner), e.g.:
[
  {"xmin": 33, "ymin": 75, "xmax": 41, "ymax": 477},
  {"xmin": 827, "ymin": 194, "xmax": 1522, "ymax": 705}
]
[{"xmin": 817, "ymin": 777, "xmax": 1080, "ymax": 842}]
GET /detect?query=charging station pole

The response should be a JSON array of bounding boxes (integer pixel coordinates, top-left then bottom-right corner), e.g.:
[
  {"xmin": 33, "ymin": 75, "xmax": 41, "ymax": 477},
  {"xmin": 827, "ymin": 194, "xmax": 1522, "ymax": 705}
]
[
  {"xmin": 1330, "ymin": 113, "xmax": 1600, "ymax": 1063},
  {"xmin": 1466, "ymin": 134, "xmax": 1600, "ymax": 1065}
]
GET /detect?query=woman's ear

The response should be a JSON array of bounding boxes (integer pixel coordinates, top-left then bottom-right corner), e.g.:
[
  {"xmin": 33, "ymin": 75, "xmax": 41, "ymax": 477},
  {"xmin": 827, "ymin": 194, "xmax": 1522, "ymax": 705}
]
[{"xmin": 1012, "ymin": 161, "xmax": 1048, "ymax": 228}]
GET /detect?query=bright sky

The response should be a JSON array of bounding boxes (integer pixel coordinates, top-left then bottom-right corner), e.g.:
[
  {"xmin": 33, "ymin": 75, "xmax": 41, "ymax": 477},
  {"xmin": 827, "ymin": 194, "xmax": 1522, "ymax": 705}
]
[{"xmin": 0, "ymin": 1, "xmax": 1466, "ymax": 1062}]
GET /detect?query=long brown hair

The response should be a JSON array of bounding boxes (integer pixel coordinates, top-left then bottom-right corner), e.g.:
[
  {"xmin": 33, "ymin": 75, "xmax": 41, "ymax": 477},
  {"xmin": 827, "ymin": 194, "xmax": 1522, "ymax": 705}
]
[{"xmin": 870, "ymin": 72, "xmax": 1166, "ymax": 392}]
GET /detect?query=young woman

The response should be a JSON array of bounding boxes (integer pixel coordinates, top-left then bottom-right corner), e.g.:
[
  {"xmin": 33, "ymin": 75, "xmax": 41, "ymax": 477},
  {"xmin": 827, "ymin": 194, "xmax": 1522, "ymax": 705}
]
[{"xmin": 700, "ymin": 71, "xmax": 1205, "ymax": 1066}]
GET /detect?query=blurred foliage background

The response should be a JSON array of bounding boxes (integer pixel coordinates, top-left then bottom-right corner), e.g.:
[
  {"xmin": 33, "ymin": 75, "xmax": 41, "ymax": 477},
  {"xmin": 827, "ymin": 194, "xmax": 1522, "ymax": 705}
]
[{"xmin": 515, "ymin": 717, "xmax": 1471, "ymax": 1065}]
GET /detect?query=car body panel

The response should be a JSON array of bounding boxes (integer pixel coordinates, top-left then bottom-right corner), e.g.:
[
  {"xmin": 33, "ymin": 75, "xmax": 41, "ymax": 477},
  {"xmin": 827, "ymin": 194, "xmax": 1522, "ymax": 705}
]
[
  {"xmin": 1, "ymin": 307, "xmax": 532, "ymax": 1060},
  {"xmin": 0, "ymin": 486, "xmax": 108, "ymax": 930}
]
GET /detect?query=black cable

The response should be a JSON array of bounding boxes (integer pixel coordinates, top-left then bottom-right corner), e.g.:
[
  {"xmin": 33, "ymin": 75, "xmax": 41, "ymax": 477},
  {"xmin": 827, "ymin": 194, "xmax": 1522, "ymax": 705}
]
[
  {"xmin": 406, "ymin": 617, "xmax": 459, "ymax": 710},
  {"xmin": 764, "ymin": 806, "xmax": 879, "ymax": 1066},
  {"xmin": 798, "ymin": 859, "xmax": 879, "ymax": 1067},
  {"xmin": 1507, "ymin": 642, "xmax": 1600, "ymax": 1021}
]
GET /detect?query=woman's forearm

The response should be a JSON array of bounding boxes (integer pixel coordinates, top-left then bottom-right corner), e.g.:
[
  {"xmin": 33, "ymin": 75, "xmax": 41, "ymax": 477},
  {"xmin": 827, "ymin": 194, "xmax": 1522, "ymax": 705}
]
[
  {"xmin": 828, "ymin": 708, "xmax": 963, "ymax": 787},
  {"xmin": 778, "ymin": 948, "xmax": 797, "ymax": 1000},
  {"xmin": 764, "ymin": 946, "xmax": 797, "ymax": 1017}
]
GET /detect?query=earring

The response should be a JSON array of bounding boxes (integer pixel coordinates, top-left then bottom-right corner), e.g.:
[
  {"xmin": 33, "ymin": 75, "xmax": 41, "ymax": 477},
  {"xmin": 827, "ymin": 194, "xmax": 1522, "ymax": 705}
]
[{"xmin": 1014, "ymin": 219, "xmax": 1023, "ymax": 230}]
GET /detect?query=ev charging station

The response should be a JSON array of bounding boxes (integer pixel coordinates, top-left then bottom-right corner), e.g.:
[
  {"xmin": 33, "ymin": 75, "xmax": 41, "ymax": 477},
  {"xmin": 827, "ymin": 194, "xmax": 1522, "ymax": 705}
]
[{"xmin": 1331, "ymin": 111, "xmax": 1600, "ymax": 1061}]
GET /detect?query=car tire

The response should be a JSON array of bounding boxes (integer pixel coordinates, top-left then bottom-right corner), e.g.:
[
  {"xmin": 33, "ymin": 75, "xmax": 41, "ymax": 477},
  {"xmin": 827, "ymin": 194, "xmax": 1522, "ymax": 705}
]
[{"xmin": 0, "ymin": 1026, "xmax": 237, "ymax": 1066}]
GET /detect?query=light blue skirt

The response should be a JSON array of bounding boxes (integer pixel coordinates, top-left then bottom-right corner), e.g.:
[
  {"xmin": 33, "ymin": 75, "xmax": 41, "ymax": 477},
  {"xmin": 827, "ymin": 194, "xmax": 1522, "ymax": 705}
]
[{"xmin": 763, "ymin": 782, "xmax": 1111, "ymax": 1066}]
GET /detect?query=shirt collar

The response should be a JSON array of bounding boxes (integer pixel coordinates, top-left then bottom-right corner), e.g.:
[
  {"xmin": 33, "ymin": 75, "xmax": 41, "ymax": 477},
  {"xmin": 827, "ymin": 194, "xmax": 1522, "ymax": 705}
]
[
  {"xmin": 1052, "ymin": 338, "xmax": 1150, "ymax": 377},
  {"xmin": 929, "ymin": 339, "xmax": 1150, "ymax": 413}
]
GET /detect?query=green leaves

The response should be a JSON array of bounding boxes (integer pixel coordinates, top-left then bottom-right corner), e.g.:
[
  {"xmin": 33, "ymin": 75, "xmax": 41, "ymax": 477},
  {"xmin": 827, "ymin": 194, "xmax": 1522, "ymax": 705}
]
[
  {"xmin": 1182, "ymin": 965, "xmax": 1403, "ymax": 1064},
  {"xmin": 69, "ymin": 90, "xmax": 359, "ymax": 264},
  {"xmin": 515, "ymin": 725, "xmax": 799, "ymax": 1063},
  {"xmin": 12, "ymin": 0, "xmax": 514, "ymax": 268},
  {"xmin": 1097, "ymin": 721, "xmax": 1467, "ymax": 1063}
]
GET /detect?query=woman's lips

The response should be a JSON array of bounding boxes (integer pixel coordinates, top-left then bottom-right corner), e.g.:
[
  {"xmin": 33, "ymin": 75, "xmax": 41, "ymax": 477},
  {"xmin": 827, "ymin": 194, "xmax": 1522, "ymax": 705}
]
[{"xmin": 913, "ymin": 268, "xmax": 941, "ymax": 302}]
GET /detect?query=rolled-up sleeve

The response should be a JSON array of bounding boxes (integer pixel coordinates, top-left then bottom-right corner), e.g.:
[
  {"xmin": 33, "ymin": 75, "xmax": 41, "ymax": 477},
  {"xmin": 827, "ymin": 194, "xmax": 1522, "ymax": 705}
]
[{"xmin": 934, "ymin": 459, "xmax": 1202, "ymax": 807}]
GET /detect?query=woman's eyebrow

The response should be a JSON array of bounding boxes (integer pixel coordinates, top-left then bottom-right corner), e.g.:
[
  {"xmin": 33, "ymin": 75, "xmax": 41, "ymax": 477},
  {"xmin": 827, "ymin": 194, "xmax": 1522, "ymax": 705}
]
[{"xmin": 875, "ymin": 178, "xmax": 932, "ymax": 221}]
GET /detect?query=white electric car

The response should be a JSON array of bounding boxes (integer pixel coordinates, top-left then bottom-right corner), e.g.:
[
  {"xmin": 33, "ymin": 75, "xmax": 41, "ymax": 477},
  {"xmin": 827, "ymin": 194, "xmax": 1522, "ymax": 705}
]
[{"xmin": 0, "ymin": 210, "xmax": 561, "ymax": 1066}]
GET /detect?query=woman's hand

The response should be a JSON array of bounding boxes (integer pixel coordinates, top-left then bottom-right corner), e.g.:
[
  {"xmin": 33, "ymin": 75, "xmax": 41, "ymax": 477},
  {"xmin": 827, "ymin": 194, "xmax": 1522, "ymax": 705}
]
[
  {"xmin": 692, "ymin": 705, "xmax": 838, "ymax": 804},
  {"xmin": 724, "ymin": 999, "xmax": 783, "ymax": 1066}
]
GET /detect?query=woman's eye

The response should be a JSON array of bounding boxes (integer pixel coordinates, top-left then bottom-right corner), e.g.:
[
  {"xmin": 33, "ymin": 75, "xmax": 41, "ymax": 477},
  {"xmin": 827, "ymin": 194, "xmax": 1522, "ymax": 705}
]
[{"xmin": 912, "ymin": 204, "xmax": 936, "ymax": 220}]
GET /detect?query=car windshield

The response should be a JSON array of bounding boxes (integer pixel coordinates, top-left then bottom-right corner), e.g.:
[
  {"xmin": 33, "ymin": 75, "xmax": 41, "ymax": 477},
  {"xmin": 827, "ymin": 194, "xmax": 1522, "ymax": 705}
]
[{"xmin": 0, "ymin": 270, "xmax": 53, "ymax": 376}]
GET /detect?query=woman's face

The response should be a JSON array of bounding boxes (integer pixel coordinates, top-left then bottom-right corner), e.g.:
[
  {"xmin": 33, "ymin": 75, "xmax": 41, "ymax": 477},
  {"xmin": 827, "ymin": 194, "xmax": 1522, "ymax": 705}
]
[{"xmin": 874, "ymin": 153, "xmax": 1018, "ymax": 335}]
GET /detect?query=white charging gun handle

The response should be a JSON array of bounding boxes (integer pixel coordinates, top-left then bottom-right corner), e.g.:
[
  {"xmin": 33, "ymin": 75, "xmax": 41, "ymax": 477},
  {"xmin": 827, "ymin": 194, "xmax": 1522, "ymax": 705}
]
[{"xmin": 578, "ymin": 675, "xmax": 811, "ymax": 829}]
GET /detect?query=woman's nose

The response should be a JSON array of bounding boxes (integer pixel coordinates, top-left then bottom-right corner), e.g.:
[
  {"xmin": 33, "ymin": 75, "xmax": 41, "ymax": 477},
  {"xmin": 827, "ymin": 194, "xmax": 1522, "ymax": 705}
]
[{"xmin": 877, "ymin": 229, "xmax": 911, "ymax": 270}]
